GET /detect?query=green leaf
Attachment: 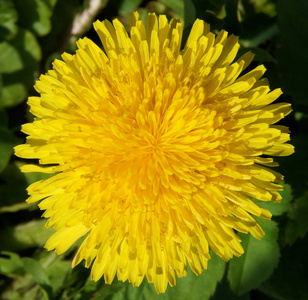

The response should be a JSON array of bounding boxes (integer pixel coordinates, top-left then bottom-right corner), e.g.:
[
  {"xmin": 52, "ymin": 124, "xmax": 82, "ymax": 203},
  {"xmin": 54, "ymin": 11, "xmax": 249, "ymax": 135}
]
[
  {"xmin": 0, "ymin": 28, "xmax": 41, "ymax": 107},
  {"xmin": 74, "ymin": 275, "xmax": 104, "ymax": 300},
  {"xmin": 45, "ymin": 259, "xmax": 71, "ymax": 295},
  {"xmin": 214, "ymin": 276, "xmax": 251, "ymax": 300},
  {"xmin": 228, "ymin": 219, "xmax": 280, "ymax": 295},
  {"xmin": 0, "ymin": 0, "xmax": 18, "ymax": 40},
  {"xmin": 276, "ymin": 0, "xmax": 308, "ymax": 105},
  {"xmin": 240, "ymin": 24, "xmax": 278, "ymax": 48},
  {"xmin": 38, "ymin": 0, "xmax": 82, "ymax": 63},
  {"xmin": 182, "ymin": 0, "xmax": 197, "ymax": 48},
  {"xmin": 118, "ymin": 0, "xmax": 144, "ymax": 15},
  {"xmin": 22, "ymin": 257, "xmax": 53, "ymax": 300},
  {"xmin": 0, "ymin": 164, "xmax": 53, "ymax": 210},
  {"xmin": 120, "ymin": 280, "xmax": 161, "ymax": 300},
  {"xmin": 8, "ymin": 292, "xmax": 23, "ymax": 300},
  {"xmin": 259, "ymin": 234, "xmax": 308, "ymax": 300},
  {"xmin": 255, "ymin": 183, "xmax": 293, "ymax": 216},
  {"xmin": 159, "ymin": 0, "xmax": 184, "ymax": 19},
  {"xmin": 0, "ymin": 39, "xmax": 24, "ymax": 73},
  {"xmin": 59, "ymin": 264, "xmax": 92, "ymax": 299},
  {"xmin": 284, "ymin": 190, "xmax": 308, "ymax": 245},
  {"xmin": 182, "ymin": 0, "xmax": 228, "ymax": 34},
  {"xmin": 0, "ymin": 127, "xmax": 21, "ymax": 172},
  {"xmin": 90, "ymin": 280, "xmax": 130, "ymax": 300},
  {"xmin": 0, "ymin": 163, "xmax": 28, "ymax": 207},
  {"xmin": 184, "ymin": 0, "xmax": 196, "ymax": 28},
  {"xmin": 90, "ymin": 279, "xmax": 161, "ymax": 300},
  {"xmin": 0, "ymin": 219, "xmax": 55, "ymax": 252},
  {"xmin": 0, "ymin": 108, "xmax": 8, "ymax": 126},
  {"xmin": 0, "ymin": 202, "xmax": 36, "ymax": 214},
  {"xmin": 0, "ymin": 162, "xmax": 52, "ymax": 211},
  {"xmin": 250, "ymin": 0, "xmax": 277, "ymax": 17},
  {"xmin": 21, "ymin": 167, "xmax": 54, "ymax": 186},
  {"xmin": 0, "ymin": 251, "xmax": 24, "ymax": 277},
  {"xmin": 14, "ymin": 0, "xmax": 58, "ymax": 37},
  {"xmin": 275, "ymin": 134, "xmax": 308, "ymax": 198},
  {"xmin": 164, "ymin": 252, "xmax": 226, "ymax": 300},
  {"xmin": 91, "ymin": 251, "xmax": 225, "ymax": 300},
  {"xmin": 237, "ymin": 46, "xmax": 275, "ymax": 62}
]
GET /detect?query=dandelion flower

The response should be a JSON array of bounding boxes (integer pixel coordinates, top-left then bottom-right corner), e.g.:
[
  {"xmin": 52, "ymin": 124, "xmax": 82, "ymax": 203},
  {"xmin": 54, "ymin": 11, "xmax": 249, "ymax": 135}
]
[{"xmin": 15, "ymin": 12, "xmax": 294, "ymax": 293}]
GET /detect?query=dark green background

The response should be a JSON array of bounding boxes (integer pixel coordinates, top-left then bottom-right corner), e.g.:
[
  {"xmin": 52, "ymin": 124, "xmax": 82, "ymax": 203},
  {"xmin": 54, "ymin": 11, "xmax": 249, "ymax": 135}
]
[{"xmin": 1, "ymin": 0, "xmax": 308, "ymax": 299}]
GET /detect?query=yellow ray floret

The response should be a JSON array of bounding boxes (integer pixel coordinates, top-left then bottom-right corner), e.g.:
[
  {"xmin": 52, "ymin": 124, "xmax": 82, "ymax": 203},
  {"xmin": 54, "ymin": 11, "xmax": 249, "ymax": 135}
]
[{"xmin": 15, "ymin": 12, "xmax": 293, "ymax": 293}]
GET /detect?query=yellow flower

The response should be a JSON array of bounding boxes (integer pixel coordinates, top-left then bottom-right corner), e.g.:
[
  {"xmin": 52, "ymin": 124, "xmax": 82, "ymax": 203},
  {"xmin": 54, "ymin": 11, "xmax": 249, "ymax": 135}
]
[{"xmin": 15, "ymin": 12, "xmax": 293, "ymax": 293}]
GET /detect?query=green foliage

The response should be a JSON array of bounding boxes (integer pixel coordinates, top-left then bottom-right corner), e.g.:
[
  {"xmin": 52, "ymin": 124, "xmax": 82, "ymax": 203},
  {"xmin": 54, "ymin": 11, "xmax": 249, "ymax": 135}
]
[
  {"xmin": 163, "ymin": 252, "xmax": 225, "ymax": 300},
  {"xmin": 228, "ymin": 219, "xmax": 280, "ymax": 295},
  {"xmin": 0, "ymin": 28, "xmax": 41, "ymax": 107},
  {"xmin": 0, "ymin": 219, "xmax": 54, "ymax": 252},
  {"xmin": 22, "ymin": 257, "xmax": 53, "ymax": 300},
  {"xmin": 259, "ymin": 235, "xmax": 308, "ymax": 300},
  {"xmin": 0, "ymin": 0, "xmax": 18, "ymax": 40},
  {"xmin": 0, "ymin": 162, "xmax": 52, "ymax": 208},
  {"xmin": 159, "ymin": 0, "xmax": 184, "ymax": 19},
  {"xmin": 256, "ymin": 183, "xmax": 293, "ymax": 216},
  {"xmin": 250, "ymin": 0, "xmax": 276, "ymax": 17},
  {"xmin": 0, "ymin": 113, "xmax": 21, "ymax": 172},
  {"xmin": 276, "ymin": 134, "xmax": 308, "ymax": 198},
  {"xmin": 0, "ymin": 252, "xmax": 24, "ymax": 277},
  {"xmin": 276, "ymin": 0, "xmax": 308, "ymax": 106},
  {"xmin": 14, "ymin": 0, "xmax": 58, "ymax": 37},
  {"xmin": 119, "ymin": 0, "xmax": 144, "ymax": 16},
  {"xmin": 0, "ymin": 0, "xmax": 307, "ymax": 299},
  {"xmin": 284, "ymin": 190, "xmax": 308, "ymax": 245},
  {"xmin": 0, "ymin": 163, "xmax": 29, "ymax": 206},
  {"xmin": 91, "ymin": 252, "xmax": 225, "ymax": 300}
]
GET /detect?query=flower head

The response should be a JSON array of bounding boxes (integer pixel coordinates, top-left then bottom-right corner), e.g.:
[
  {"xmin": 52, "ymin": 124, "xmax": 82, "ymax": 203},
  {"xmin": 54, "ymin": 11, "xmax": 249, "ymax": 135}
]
[{"xmin": 15, "ymin": 12, "xmax": 293, "ymax": 293}]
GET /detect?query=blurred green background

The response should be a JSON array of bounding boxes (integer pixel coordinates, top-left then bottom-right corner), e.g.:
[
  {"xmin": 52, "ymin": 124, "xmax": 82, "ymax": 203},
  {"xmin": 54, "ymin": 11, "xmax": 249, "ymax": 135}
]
[{"xmin": 1, "ymin": 0, "xmax": 308, "ymax": 299}]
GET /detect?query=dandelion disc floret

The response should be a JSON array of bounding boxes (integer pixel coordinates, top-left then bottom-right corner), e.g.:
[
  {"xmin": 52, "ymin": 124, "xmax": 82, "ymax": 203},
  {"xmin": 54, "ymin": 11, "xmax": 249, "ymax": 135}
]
[{"xmin": 15, "ymin": 12, "xmax": 294, "ymax": 293}]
